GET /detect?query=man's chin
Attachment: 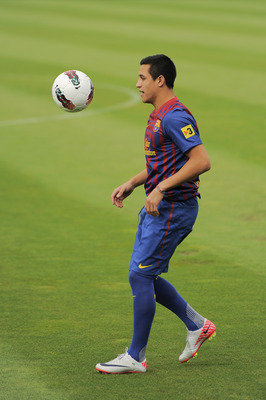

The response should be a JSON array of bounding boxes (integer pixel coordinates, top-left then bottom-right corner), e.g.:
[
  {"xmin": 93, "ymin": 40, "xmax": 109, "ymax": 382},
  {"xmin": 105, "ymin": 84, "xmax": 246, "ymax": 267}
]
[{"xmin": 141, "ymin": 97, "xmax": 151, "ymax": 104}]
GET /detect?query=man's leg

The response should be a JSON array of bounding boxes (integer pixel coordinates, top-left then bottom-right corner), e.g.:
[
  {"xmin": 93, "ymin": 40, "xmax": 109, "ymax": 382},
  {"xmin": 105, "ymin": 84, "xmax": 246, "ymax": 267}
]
[
  {"xmin": 154, "ymin": 276, "xmax": 216, "ymax": 363},
  {"xmin": 128, "ymin": 270, "xmax": 156, "ymax": 362},
  {"xmin": 154, "ymin": 276, "xmax": 204, "ymax": 331},
  {"xmin": 95, "ymin": 270, "xmax": 154, "ymax": 374}
]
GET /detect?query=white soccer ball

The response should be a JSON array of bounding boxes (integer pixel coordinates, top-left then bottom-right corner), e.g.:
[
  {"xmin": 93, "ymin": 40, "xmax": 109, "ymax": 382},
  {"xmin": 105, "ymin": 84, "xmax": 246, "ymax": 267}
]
[{"xmin": 52, "ymin": 70, "xmax": 94, "ymax": 112}]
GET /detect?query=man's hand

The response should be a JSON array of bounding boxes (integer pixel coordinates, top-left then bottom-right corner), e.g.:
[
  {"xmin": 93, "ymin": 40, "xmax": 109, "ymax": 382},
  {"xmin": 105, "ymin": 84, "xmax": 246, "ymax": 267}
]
[
  {"xmin": 111, "ymin": 182, "xmax": 134, "ymax": 208},
  {"xmin": 111, "ymin": 169, "xmax": 148, "ymax": 209},
  {"xmin": 145, "ymin": 187, "xmax": 164, "ymax": 217}
]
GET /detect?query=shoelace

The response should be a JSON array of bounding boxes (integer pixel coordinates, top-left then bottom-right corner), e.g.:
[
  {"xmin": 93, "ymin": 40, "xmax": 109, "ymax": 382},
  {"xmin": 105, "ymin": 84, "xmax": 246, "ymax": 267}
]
[{"xmin": 117, "ymin": 347, "xmax": 128, "ymax": 359}]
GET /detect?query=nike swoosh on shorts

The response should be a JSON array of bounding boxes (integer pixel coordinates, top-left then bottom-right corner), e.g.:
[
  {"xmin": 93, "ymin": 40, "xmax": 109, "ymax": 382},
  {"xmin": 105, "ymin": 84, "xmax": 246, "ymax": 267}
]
[{"xmin": 138, "ymin": 263, "xmax": 152, "ymax": 269}]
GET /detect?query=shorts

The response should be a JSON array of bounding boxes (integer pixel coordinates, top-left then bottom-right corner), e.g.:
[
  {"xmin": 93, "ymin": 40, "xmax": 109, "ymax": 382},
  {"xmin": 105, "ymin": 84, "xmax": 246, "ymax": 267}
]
[{"xmin": 129, "ymin": 197, "xmax": 198, "ymax": 277}]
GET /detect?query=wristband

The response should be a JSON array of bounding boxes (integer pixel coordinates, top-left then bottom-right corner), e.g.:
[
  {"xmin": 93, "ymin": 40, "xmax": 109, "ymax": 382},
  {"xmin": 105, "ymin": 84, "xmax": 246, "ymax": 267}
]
[{"xmin": 156, "ymin": 185, "xmax": 165, "ymax": 194}]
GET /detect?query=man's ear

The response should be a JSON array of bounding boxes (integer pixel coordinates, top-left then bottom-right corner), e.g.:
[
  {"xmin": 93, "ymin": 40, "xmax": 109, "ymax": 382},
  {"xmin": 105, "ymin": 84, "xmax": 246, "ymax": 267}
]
[{"xmin": 157, "ymin": 74, "xmax": 166, "ymax": 87}]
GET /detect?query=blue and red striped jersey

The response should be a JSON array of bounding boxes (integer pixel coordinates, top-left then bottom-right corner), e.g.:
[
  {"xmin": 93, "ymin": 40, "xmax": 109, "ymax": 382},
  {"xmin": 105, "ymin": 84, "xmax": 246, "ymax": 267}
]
[{"xmin": 144, "ymin": 97, "xmax": 203, "ymax": 201}]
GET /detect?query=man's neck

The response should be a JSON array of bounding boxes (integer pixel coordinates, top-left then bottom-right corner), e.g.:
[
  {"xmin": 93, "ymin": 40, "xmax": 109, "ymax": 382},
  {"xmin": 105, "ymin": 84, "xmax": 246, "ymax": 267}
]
[{"xmin": 153, "ymin": 90, "xmax": 176, "ymax": 111}]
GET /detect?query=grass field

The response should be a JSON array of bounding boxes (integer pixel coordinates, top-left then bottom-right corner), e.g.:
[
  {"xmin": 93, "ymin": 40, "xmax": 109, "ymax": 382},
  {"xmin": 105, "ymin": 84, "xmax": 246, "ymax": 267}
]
[{"xmin": 0, "ymin": 0, "xmax": 265, "ymax": 399}]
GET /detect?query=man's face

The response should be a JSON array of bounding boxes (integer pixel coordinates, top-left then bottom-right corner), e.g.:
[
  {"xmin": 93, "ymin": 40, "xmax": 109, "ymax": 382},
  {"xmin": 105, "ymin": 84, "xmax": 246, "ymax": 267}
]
[{"xmin": 136, "ymin": 64, "xmax": 158, "ymax": 105}]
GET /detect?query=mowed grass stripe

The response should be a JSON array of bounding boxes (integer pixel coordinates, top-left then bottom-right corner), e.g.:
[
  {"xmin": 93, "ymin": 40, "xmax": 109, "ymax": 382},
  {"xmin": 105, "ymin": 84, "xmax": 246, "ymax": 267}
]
[
  {"xmin": 1, "ymin": 7, "xmax": 265, "ymax": 56},
  {"xmin": 2, "ymin": 0, "xmax": 266, "ymax": 28},
  {"xmin": 1, "ymin": 0, "xmax": 265, "ymax": 58}
]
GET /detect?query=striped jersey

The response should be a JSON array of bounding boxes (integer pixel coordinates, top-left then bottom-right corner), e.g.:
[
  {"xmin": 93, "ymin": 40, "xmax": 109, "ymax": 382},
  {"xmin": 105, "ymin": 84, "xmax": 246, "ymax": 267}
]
[{"xmin": 144, "ymin": 96, "xmax": 203, "ymax": 201}]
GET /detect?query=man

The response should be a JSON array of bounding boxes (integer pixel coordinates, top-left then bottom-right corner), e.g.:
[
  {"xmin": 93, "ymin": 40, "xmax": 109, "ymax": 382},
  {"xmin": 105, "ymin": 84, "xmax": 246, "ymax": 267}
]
[{"xmin": 96, "ymin": 54, "xmax": 216, "ymax": 374}]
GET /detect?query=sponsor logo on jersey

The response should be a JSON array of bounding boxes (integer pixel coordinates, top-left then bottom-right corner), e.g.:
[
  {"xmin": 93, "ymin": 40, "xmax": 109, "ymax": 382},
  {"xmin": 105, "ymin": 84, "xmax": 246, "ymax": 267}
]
[
  {"xmin": 181, "ymin": 124, "xmax": 196, "ymax": 139},
  {"xmin": 144, "ymin": 140, "xmax": 156, "ymax": 156}
]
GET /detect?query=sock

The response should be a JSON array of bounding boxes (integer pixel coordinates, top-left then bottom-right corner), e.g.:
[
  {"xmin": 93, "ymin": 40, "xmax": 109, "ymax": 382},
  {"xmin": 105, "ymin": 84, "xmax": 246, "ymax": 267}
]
[
  {"xmin": 128, "ymin": 270, "xmax": 156, "ymax": 362},
  {"xmin": 154, "ymin": 276, "xmax": 204, "ymax": 331}
]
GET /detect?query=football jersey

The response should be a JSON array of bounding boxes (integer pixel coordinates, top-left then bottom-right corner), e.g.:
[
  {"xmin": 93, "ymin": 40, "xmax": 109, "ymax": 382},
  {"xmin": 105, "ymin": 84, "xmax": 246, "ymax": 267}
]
[{"xmin": 144, "ymin": 97, "xmax": 203, "ymax": 201}]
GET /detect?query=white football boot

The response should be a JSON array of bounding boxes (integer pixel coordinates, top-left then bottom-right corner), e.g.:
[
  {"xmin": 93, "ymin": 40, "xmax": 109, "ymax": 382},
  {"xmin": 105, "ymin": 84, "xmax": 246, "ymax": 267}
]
[
  {"xmin": 179, "ymin": 319, "xmax": 216, "ymax": 363},
  {"xmin": 96, "ymin": 348, "xmax": 147, "ymax": 374}
]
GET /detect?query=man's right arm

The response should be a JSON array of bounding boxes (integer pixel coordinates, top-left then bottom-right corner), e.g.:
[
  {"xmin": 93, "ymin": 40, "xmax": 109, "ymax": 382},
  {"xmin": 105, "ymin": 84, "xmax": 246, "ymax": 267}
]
[{"xmin": 111, "ymin": 169, "xmax": 148, "ymax": 208}]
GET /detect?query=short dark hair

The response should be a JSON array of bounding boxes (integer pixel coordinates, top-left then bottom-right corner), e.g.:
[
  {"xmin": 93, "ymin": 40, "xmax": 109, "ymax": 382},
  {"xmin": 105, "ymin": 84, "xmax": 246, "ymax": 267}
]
[{"xmin": 140, "ymin": 54, "xmax": 176, "ymax": 88}]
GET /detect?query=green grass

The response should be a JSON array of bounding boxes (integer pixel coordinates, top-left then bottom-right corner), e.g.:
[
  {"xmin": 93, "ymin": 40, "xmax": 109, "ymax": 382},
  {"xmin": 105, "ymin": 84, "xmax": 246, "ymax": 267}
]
[{"xmin": 0, "ymin": 0, "xmax": 265, "ymax": 399}]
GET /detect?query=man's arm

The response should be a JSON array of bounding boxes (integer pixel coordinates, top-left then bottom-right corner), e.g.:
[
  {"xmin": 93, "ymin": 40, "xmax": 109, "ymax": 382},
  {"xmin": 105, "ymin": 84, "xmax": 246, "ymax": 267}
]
[
  {"xmin": 145, "ymin": 144, "xmax": 211, "ymax": 216},
  {"xmin": 111, "ymin": 169, "xmax": 148, "ymax": 208},
  {"xmin": 159, "ymin": 144, "xmax": 211, "ymax": 191}
]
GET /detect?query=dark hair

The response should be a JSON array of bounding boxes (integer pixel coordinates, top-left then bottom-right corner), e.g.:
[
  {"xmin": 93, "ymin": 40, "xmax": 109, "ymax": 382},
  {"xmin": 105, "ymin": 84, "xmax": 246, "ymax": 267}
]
[{"xmin": 140, "ymin": 54, "xmax": 176, "ymax": 88}]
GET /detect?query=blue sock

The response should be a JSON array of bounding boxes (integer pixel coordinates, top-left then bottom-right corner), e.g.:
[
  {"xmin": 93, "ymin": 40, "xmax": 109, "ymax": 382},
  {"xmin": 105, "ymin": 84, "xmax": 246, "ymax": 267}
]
[
  {"xmin": 154, "ymin": 276, "xmax": 204, "ymax": 331},
  {"xmin": 128, "ymin": 270, "xmax": 156, "ymax": 362}
]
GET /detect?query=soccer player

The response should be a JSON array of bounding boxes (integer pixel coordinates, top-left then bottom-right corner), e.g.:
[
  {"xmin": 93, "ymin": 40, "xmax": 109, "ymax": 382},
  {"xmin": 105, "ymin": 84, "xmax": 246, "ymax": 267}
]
[{"xmin": 96, "ymin": 54, "xmax": 216, "ymax": 374}]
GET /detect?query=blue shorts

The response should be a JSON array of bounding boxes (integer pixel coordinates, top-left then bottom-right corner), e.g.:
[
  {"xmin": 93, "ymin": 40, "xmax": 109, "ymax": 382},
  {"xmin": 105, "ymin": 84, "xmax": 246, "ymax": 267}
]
[{"xmin": 129, "ymin": 197, "xmax": 198, "ymax": 277}]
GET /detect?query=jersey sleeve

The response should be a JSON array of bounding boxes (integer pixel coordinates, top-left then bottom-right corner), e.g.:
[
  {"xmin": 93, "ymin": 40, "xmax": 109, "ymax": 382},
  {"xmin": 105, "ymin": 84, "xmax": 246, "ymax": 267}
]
[{"xmin": 163, "ymin": 109, "xmax": 202, "ymax": 153}]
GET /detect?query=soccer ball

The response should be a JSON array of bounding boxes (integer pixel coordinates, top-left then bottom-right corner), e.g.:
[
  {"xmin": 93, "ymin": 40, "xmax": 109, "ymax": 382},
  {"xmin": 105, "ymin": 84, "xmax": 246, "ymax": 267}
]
[{"xmin": 52, "ymin": 70, "xmax": 94, "ymax": 112}]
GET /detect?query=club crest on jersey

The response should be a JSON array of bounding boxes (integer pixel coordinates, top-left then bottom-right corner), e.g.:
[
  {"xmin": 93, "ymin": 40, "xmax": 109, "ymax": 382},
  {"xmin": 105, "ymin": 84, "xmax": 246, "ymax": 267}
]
[
  {"xmin": 181, "ymin": 124, "xmax": 196, "ymax": 139},
  {"xmin": 153, "ymin": 119, "xmax": 161, "ymax": 133}
]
